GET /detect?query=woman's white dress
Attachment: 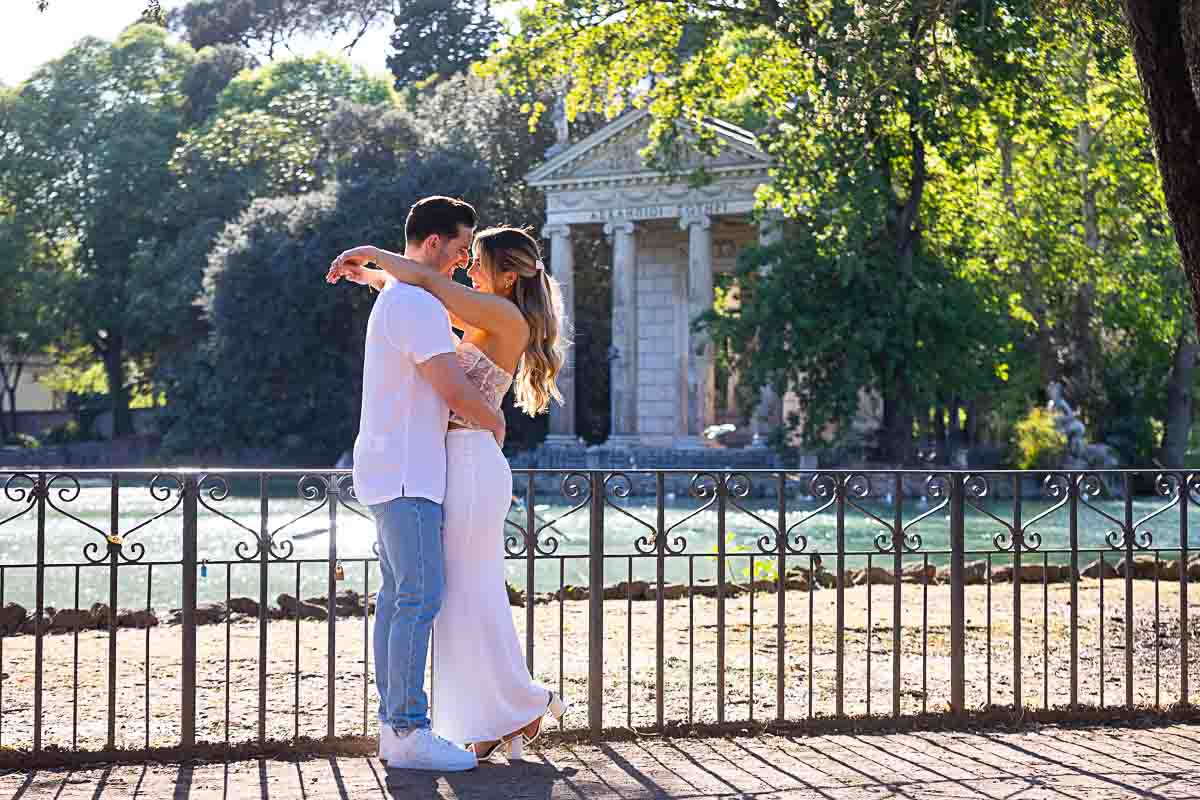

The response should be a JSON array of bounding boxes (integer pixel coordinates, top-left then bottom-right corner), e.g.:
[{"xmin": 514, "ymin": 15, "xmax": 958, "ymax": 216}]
[{"xmin": 431, "ymin": 341, "xmax": 550, "ymax": 743}]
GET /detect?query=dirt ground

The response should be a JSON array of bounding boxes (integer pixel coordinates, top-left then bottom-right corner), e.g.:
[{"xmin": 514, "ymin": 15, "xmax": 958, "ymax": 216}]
[{"xmin": 0, "ymin": 581, "xmax": 1197, "ymax": 752}]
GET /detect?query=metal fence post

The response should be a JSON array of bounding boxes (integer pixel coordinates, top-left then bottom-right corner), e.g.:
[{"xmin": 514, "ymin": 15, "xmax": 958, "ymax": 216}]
[
  {"xmin": 106, "ymin": 474, "xmax": 119, "ymax": 750},
  {"xmin": 1069, "ymin": 472, "xmax": 1080, "ymax": 710},
  {"xmin": 181, "ymin": 473, "xmax": 198, "ymax": 749},
  {"xmin": 834, "ymin": 475, "xmax": 845, "ymax": 718},
  {"xmin": 327, "ymin": 474, "xmax": 339, "ymax": 740},
  {"xmin": 33, "ymin": 472, "xmax": 46, "ymax": 755},
  {"xmin": 949, "ymin": 473, "xmax": 966, "ymax": 715},
  {"xmin": 1123, "ymin": 473, "xmax": 1135, "ymax": 713},
  {"xmin": 1182, "ymin": 472, "xmax": 1190, "ymax": 707},
  {"xmin": 717, "ymin": 472, "xmax": 727, "ymax": 723},
  {"xmin": 588, "ymin": 471, "xmax": 605, "ymax": 741}
]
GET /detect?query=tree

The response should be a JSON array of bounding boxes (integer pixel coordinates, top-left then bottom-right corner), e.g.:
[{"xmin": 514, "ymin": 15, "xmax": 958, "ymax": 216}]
[
  {"xmin": 1118, "ymin": 1, "xmax": 1200, "ymax": 340},
  {"xmin": 179, "ymin": 44, "xmax": 258, "ymax": 127},
  {"xmin": 163, "ymin": 151, "xmax": 493, "ymax": 461},
  {"xmin": 36, "ymin": 0, "xmax": 166, "ymax": 25},
  {"xmin": 0, "ymin": 25, "xmax": 198, "ymax": 438},
  {"xmin": 487, "ymin": 1, "xmax": 1049, "ymax": 462},
  {"xmin": 388, "ymin": 0, "xmax": 500, "ymax": 88},
  {"xmin": 168, "ymin": 0, "xmax": 394, "ymax": 59},
  {"xmin": 0, "ymin": 215, "xmax": 56, "ymax": 439},
  {"xmin": 171, "ymin": 54, "xmax": 394, "ymax": 219}
]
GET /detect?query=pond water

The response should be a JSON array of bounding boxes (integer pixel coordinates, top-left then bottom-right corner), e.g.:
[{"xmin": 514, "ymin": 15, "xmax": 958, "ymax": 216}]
[{"xmin": 0, "ymin": 479, "xmax": 1194, "ymax": 612}]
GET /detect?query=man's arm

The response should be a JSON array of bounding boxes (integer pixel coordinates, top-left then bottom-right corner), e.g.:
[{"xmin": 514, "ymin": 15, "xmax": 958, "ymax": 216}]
[{"xmin": 417, "ymin": 353, "xmax": 506, "ymax": 447}]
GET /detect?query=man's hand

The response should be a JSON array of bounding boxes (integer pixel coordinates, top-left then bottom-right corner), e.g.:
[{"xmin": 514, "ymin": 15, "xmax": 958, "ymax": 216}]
[
  {"xmin": 417, "ymin": 353, "xmax": 508, "ymax": 446},
  {"xmin": 489, "ymin": 413, "xmax": 507, "ymax": 449}
]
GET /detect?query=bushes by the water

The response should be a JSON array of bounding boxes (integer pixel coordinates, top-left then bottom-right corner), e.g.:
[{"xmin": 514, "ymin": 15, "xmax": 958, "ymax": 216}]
[{"xmin": 1012, "ymin": 406, "xmax": 1066, "ymax": 469}]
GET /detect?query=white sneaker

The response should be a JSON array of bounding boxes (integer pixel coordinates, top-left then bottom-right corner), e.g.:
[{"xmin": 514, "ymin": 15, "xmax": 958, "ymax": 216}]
[
  {"xmin": 380, "ymin": 726, "xmax": 477, "ymax": 772},
  {"xmin": 378, "ymin": 723, "xmax": 399, "ymax": 764}
]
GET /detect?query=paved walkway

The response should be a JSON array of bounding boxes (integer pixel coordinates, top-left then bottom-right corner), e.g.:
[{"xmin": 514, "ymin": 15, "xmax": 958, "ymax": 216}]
[{"xmin": 3, "ymin": 724, "xmax": 1199, "ymax": 799}]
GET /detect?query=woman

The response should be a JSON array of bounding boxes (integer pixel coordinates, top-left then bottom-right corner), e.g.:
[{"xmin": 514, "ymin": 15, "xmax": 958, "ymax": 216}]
[{"xmin": 328, "ymin": 226, "xmax": 568, "ymax": 761}]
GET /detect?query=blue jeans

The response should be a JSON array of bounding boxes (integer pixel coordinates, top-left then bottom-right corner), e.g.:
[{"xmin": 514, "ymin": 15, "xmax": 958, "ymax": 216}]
[{"xmin": 370, "ymin": 497, "xmax": 445, "ymax": 731}]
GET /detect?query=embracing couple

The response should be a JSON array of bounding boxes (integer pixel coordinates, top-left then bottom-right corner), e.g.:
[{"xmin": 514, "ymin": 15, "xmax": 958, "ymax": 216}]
[{"xmin": 326, "ymin": 196, "xmax": 568, "ymax": 771}]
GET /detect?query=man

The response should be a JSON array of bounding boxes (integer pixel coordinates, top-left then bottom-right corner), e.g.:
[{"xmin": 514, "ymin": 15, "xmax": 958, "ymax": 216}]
[{"xmin": 329, "ymin": 196, "xmax": 503, "ymax": 771}]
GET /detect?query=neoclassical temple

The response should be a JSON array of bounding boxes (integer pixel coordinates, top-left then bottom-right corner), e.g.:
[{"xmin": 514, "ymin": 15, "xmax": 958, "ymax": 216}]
[{"xmin": 528, "ymin": 109, "xmax": 787, "ymax": 451}]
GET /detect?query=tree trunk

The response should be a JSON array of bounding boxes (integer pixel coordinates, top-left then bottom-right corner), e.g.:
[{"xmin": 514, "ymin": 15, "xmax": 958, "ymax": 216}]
[
  {"xmin": 1072, "ymin": 111, "xmax": 1100, "ymax": 407},
  {"xmin": 965, "ymin": 398, "xmax": 979, "ymax": 448},
  {"xmin": 100, "ymin": 343, "xmax": 134, "ymax": 439},
  {"xmin": 1161, "ymin": 330, "xmax": 1198, "ymax": 467},
  {"xmin": 4, "ymin": 387, "xmax": 15, "ymax": 441},
  {"xmin": 0, "ymin": 363, "xmax": 8, "ymax": 440},
  {"xmin": 881, "ymin": 384, "xmax": 915, "ymax": 466},
  {"xmin": 0, "ymin": 360, "xmax": 22, "ymax": 441},
  {"xmin": 1123, "ymin": 0, "xmax": 1200, "ymax": 337},
  {"xmin": 948, "ymin": 396, "xmax": 962, "ymax": 450}
]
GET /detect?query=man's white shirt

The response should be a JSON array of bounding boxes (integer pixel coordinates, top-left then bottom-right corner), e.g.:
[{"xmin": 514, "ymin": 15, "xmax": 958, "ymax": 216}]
[{"xmin": 353, "ymin": 279, "xmax": 457, "ymax": 506}]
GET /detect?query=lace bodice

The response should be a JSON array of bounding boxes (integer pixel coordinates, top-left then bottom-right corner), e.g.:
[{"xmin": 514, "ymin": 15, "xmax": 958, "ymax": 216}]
[{"xmin": 448, "ymin": 341, "xmax": 513, "ymax": 428}]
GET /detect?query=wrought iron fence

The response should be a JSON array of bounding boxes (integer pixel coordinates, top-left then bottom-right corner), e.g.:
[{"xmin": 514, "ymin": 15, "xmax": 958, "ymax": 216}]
[{"xmin": 0, "ymin": 468, "xmax": 1196, "ymax": 756}]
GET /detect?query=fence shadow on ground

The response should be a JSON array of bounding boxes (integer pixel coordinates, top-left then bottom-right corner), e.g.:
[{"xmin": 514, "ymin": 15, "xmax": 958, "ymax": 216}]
[{"xmin": 3, "ymin": 722, "xmax": 1199, "ymax": 799}]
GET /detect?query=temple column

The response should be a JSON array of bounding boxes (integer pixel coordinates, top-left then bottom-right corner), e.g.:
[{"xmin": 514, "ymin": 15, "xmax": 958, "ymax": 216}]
[
  {"xmin": 542, "ymin": 223, "xmax": 578, "ymax": 446},
  {"xmin": 605, "ymin": 220, "xmax": 640, "ymax": 446},
  {"xmin": 677, "ymin": 212, "xmax": 714, "ymax": 447}
]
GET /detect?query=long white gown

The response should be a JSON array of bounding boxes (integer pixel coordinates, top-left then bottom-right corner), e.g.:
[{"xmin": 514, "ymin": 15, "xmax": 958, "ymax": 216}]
[{"xmin": 431, "ymin": 342, "xmax": 550, "ymax": 744}]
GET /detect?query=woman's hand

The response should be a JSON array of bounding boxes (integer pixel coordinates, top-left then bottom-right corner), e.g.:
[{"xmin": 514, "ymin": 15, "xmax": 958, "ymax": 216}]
[
  {"xmin": 325, "ymin": 260, "xmax": 374, "ymax": 286},
  {"xmin": 332, "ymin": 246, "xmax": 432, "ymax": 289},
  {"xmin": 327, "ymin": 245, "xmax": 378, "ymax": 282}
]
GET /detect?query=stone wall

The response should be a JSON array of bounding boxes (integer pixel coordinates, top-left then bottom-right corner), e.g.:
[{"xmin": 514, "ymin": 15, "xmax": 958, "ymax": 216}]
[
  {"xmin": 507, "ymin": 441, "xmax": 808, "ymax": 497},
  {"xmin": 0, "ymin": 436, "xmax": 162, "ymax": 468},
  {"xmin": 633, "ymin": 223, "xmax": 685, "ymax": 444}
]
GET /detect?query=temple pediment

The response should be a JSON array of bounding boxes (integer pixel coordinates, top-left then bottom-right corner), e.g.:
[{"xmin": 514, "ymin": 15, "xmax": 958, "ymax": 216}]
[{"xmin": 526, "ymin": 109, "xmax": 771, "ymax": 190}]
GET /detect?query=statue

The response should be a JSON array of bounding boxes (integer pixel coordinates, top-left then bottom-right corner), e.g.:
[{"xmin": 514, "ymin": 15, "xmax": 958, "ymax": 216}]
[
  {"xmin": 545, "ymin": 88, "xmax": 571, "ymax": 158},
  {"xmin": 1045, "ymin": 381, "xmax": 1119, "ymax": 472},
  {"xmin": 1046, "ymin": 381, "xmax": 1086, "ymax": 457},
  {"xmin": 553, "ymin": 92, "xmax": 569, "ymax": 146}
]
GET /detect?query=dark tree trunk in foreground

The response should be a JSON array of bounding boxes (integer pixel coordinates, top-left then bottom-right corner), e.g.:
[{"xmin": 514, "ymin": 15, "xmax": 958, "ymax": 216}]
[{"xmin": 1123, "ymin": 0, "xmax": 1200, "ymax": 337}]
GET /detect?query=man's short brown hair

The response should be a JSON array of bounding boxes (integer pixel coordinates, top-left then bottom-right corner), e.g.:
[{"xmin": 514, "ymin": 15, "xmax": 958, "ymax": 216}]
[{"xmin": 405, "ymin": 196, "xmax": 478, "ymax": 245}]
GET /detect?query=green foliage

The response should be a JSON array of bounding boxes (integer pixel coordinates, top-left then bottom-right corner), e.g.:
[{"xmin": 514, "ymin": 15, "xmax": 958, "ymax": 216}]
[
  {"xmin": 485, "ymin": 3, "xmax": 1185, "ymax": 464},
  {"xmin": 389, "ymin": 0, "xmax": 500, "ymax": 89},
  {"xmin": 179, "ymin": 44, "xmax": 258, "ymax": 126},
  {"xmin": 171, "ymin": 54, "xmax": 395, "ymax": 214},
  {"xmin": 162, "ymin": 151, "xmax": 493, "ymax": 460},
  {"xmin": 0, "ymin": 25, "xmax": 197, "ymax": 437},
  {"xmin": 42, "ymin": 420, "xmax": 88, "ymax": 446},
  {"xmin": 168, "ymin": 0, "xmax": 395, "ymax": 57},
  {"xmin": 4, "ymin": 433, "xmax": 41, "ymax": 450},
  {"xmin": 709, "ymin": 532, "xmax": 778, "ymax": 584},
  {"xmin": 1012, "ymin": 407, "xmax": 1066, "ymax": 470},
  {"xmin": 701, "ymin": 233, "xmax": 1010, "ymax": 453}
]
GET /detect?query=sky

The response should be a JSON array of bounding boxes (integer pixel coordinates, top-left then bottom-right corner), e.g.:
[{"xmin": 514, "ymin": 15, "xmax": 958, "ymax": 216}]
[{"xmin": 0, "ymin": 1, "xmax": 527, "ymax": 87}]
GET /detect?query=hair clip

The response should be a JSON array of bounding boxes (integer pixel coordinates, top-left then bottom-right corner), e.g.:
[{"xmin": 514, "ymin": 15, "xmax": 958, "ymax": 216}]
[{"xmin": 535, "ymin": 259, "xmax": 546, "ymax": 271}]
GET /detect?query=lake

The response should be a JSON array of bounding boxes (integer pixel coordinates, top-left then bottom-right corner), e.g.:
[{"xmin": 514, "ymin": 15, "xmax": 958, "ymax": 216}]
[{"xmin": 0, "ymin": 478, "xmax": 1194, "ymax": 612}]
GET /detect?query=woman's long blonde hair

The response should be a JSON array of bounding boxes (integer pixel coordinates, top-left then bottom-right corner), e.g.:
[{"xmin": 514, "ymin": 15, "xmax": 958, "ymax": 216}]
[{"xmin": 473, "ymin": 226, "xmax": 569, "ymax": 416}]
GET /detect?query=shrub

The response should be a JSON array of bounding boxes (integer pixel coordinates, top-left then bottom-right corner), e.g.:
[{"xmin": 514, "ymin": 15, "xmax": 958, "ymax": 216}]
[
  {"xmin": 1011, "ymin": 407, "xmax": 1066, "ymax": 470},
  {"xmin": 3, "ymin": 433, "xmax": 41, "ymax": 450},
  {"xmin": 42, "ymin": 419, "xmax": 88, "ymax": 445}
]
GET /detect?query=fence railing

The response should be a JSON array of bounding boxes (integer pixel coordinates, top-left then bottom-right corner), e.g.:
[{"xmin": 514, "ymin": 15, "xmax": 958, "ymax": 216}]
[{"xmin": 0, "ymin": 468, "xmax": 1196, "ymax": 756}]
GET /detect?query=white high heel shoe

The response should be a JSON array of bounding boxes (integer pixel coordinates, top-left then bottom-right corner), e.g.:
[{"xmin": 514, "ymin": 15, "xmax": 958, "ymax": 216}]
[
  {"xmin": 522, "ymin": 692, "xmax": 568, "ymax": 748},
  {"xmin": 470, "ymin": 733, "xmax": 523, "ymax": 762}
]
